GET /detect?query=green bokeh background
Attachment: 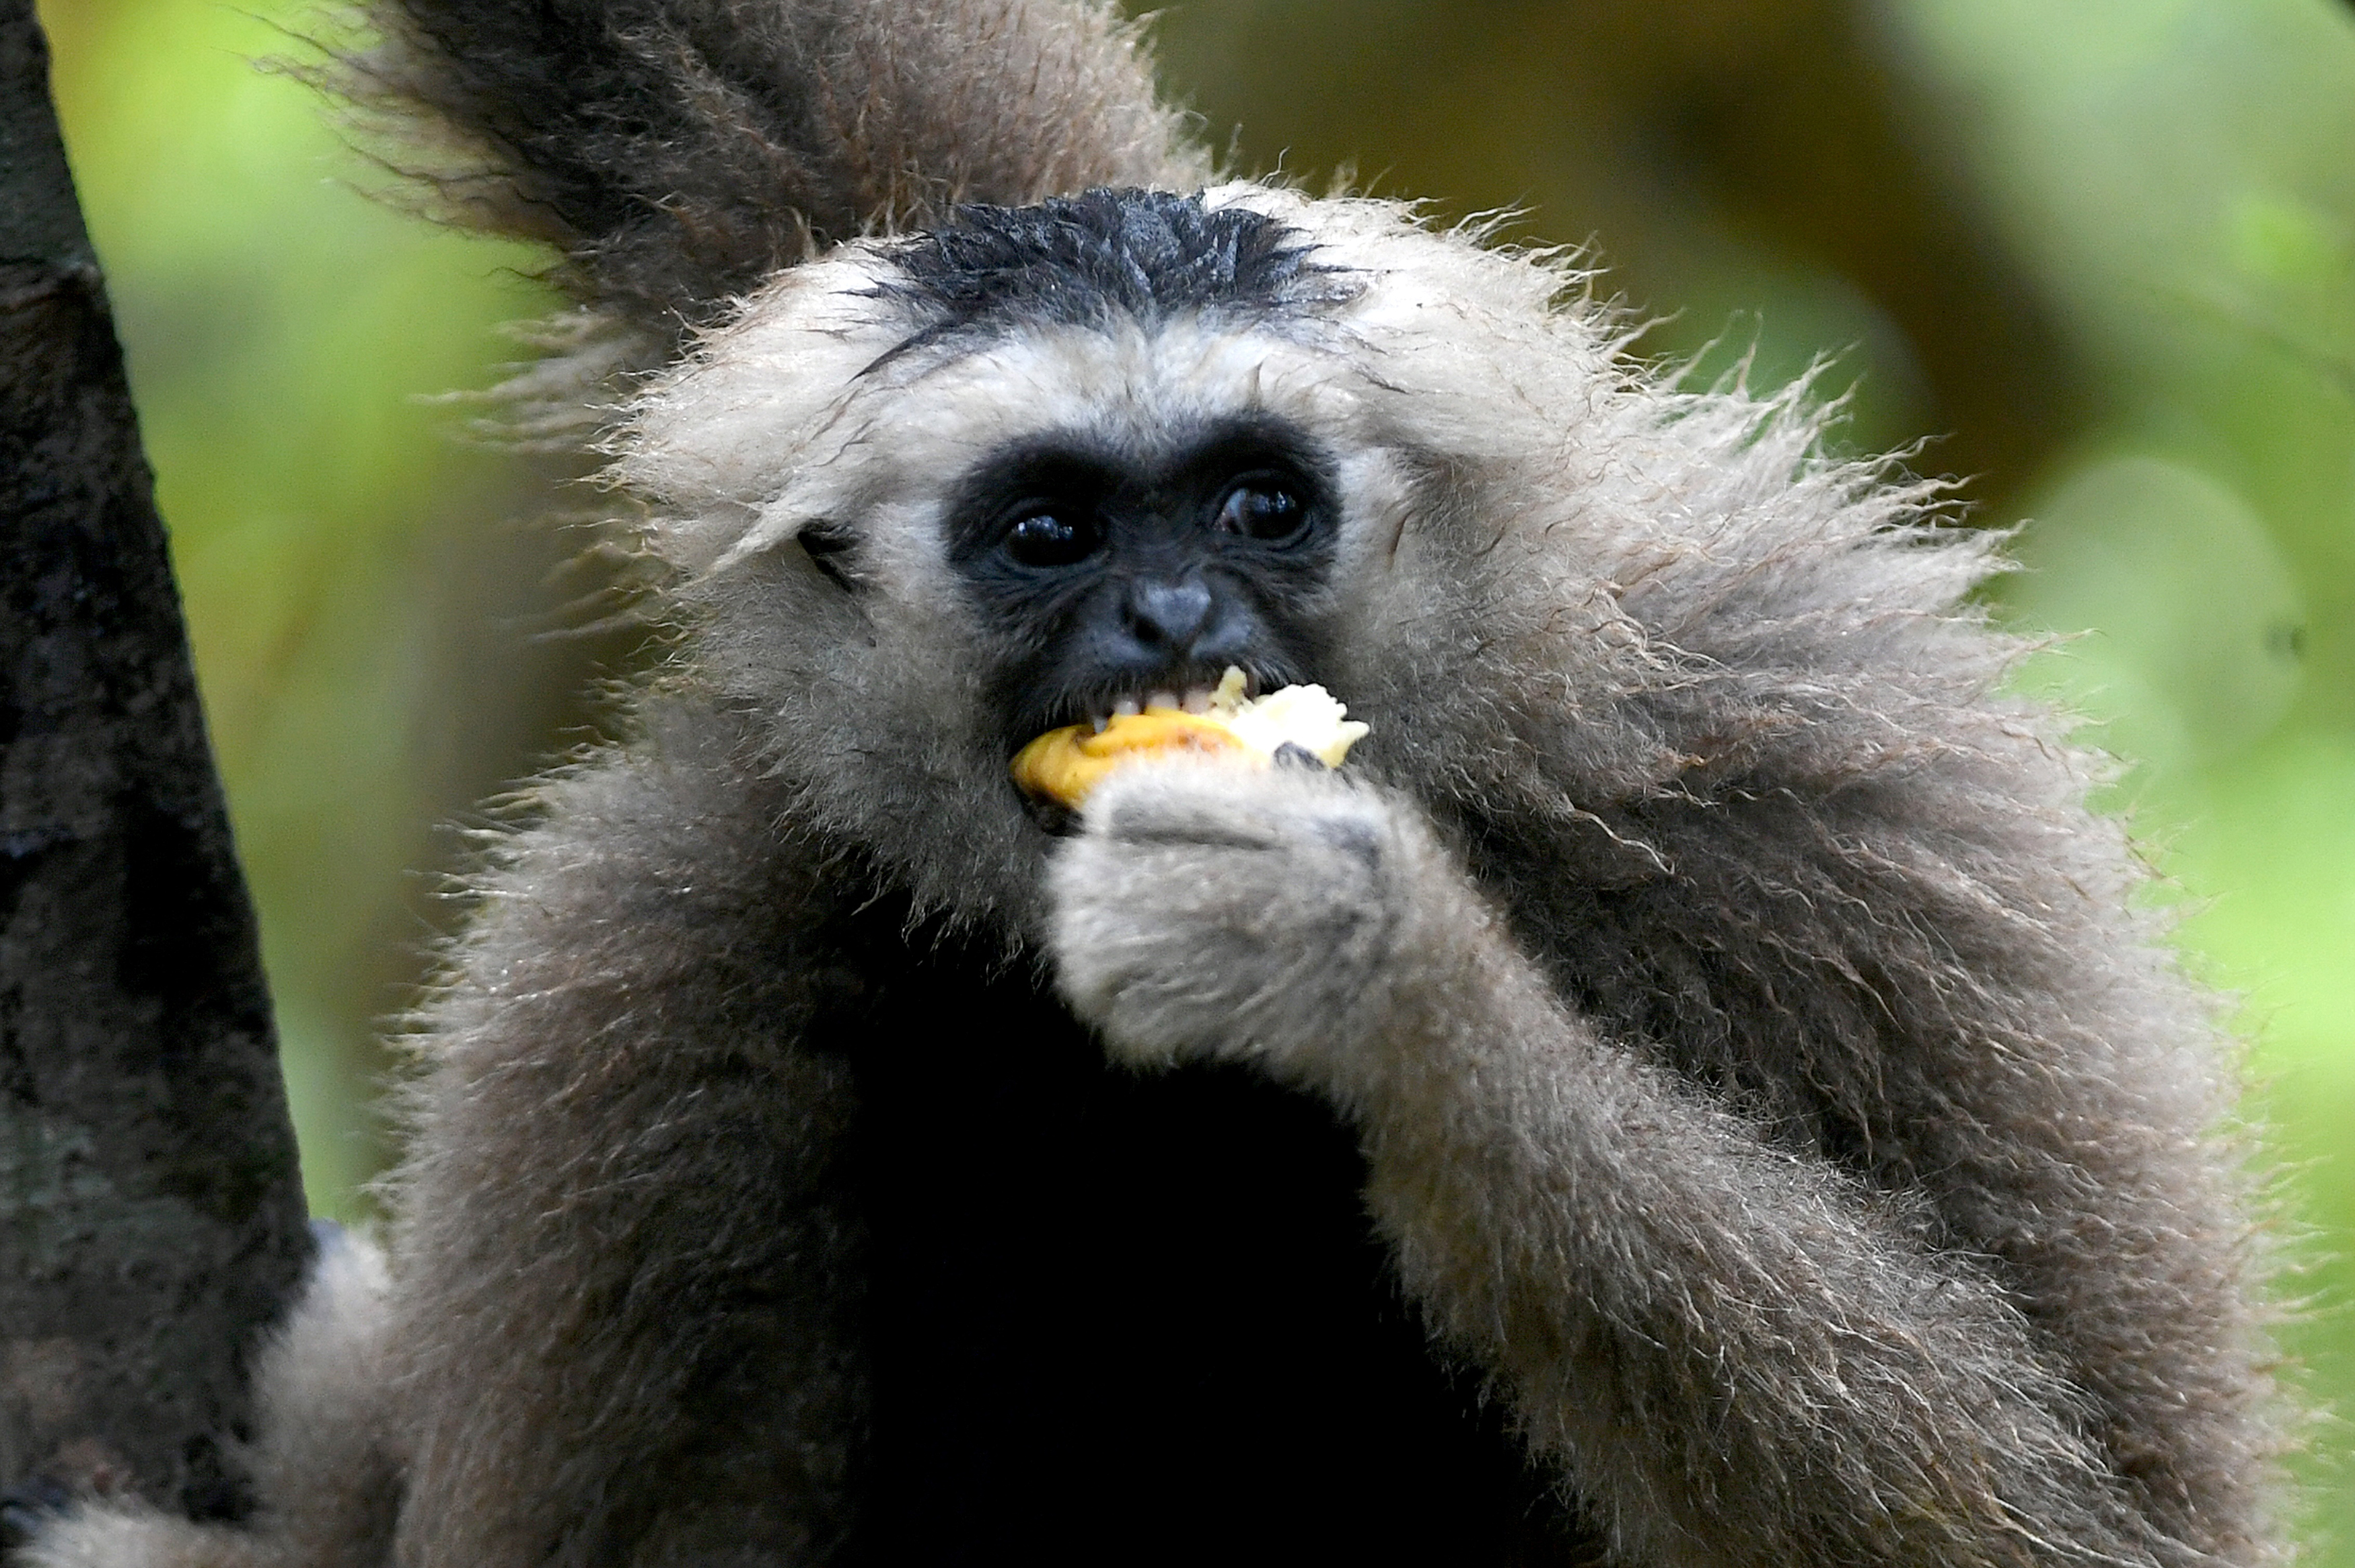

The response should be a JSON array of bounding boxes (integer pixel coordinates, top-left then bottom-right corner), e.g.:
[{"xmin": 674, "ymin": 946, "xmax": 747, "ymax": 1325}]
[{"xmin": 34, "ymin": 0, "xmax": 2355, "ymax": 1552}]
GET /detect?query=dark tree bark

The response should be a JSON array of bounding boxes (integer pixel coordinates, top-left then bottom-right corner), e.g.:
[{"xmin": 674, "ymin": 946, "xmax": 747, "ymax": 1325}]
[{"xmin": 1, "ymin": 0, "xmax": 313, "ymax": 1532}]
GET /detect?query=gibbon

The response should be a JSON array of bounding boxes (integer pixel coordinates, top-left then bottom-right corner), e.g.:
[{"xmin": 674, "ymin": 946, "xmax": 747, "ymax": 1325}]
[{"xmin": 24, "ymin": 0, "xmax": 2286, "ymax": 1563}]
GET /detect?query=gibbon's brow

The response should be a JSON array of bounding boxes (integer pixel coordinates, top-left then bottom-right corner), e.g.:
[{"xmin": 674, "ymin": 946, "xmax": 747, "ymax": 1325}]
[{"xmin": 864, "ymin": 188, "xmax": 1361, "ymax": 369}]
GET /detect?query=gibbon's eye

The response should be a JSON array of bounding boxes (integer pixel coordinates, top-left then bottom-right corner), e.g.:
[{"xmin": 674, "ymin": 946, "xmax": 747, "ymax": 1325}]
[
  {"xmin": 1002, "ymin": 507, "xmax": 1103, "ymax": 568},
  {"xmin": 1212, "ymin": 477, "xmax": 1309, "ymax": 544}
]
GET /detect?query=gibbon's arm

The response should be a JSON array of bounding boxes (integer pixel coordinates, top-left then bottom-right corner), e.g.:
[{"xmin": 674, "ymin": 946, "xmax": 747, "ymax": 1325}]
[
  {"xmin": 1051, "ymin": 761, "xmax": 2169, "ymax": 1568},
  {"xmin": 381, "ymin": 711, "xmax": 868, "ymax": 1567},
  {"xmin": 15, "ymin": 1233, "xmax": 400, "ymax": 1568},
  {"xmin": 341, "ymin": 0, "xmax": 1207, "ymax": 349}
]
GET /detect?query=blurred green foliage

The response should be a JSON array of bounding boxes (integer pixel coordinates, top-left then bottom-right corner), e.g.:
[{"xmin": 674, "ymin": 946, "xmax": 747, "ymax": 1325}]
[{"xmin": 35, "ymin": 0, "xmax": 2355, "ymax": 1552}]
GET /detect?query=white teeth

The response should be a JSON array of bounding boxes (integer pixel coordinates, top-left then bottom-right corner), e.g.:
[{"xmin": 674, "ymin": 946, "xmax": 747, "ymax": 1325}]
[{"xmin": 1088, "ymin": 686, "xmax": 1216, "ymax": 725}]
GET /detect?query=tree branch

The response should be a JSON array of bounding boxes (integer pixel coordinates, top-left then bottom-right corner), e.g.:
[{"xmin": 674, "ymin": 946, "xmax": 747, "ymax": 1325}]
[{"xmin": 1, "ymin": 0, "xmax": 312, "ymax": 1530}]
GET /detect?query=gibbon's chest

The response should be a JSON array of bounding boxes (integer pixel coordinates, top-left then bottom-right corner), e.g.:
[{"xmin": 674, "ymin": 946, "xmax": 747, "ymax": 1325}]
[{"xmin": 831, "ymin": 957, "xmax": 1593, "ymax": 1564}]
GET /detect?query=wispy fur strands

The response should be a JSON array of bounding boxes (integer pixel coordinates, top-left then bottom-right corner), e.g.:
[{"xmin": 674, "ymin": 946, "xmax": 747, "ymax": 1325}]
[{"xmin": 341, "ymin": 0, "xmax": 1210, "ymax": 338}]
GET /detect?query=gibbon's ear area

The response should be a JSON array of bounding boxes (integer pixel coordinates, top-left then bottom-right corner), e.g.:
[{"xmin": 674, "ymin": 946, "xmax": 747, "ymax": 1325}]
[
  {"xmin": 793, "ymin": 519, "xmax": 859, "ymax": 592},
  {"xmin": 940, "ymin": 414, "xmax": 1344, "ymax": 753}
]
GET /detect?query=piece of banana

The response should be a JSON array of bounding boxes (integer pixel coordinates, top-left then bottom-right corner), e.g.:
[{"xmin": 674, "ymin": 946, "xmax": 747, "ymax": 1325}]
[{"xmin": 1009, "ymin": 667, "xmax": 1370, "ymax": 809}]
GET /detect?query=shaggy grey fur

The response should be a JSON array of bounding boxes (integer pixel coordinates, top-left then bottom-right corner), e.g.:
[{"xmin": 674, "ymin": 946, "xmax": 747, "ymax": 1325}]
[{"xmin": 20, "ymin": 0, "xmax": 2289, "ymax": 1564}]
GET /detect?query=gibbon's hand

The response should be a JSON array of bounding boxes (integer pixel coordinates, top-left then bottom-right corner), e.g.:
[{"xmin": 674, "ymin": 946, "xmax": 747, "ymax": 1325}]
[{"xmin": 1048, "ymin": 759, "xmax": 1480, "ymax": 1098}]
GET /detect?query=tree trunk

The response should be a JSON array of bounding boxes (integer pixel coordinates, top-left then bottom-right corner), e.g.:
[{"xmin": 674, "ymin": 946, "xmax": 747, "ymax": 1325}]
[{"xmin": 0, "ymin": 0, "xmax": 313, "ymax": 1529}]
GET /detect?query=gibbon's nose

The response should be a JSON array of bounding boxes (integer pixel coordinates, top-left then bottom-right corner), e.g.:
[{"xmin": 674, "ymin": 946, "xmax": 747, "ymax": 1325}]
[{"xmin": 1122, "ymin": 576, "xmax": 1217, "ymax": 651}]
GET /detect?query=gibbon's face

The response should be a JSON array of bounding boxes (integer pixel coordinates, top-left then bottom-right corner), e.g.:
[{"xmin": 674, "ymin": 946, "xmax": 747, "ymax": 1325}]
[
  {"xmin": 617, "ymin": 183, "xmax": 1646, "ymax": 927},
  {"xmin": 937, "ymin": 410, "xmax": 1341, "ymax": 769}
]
